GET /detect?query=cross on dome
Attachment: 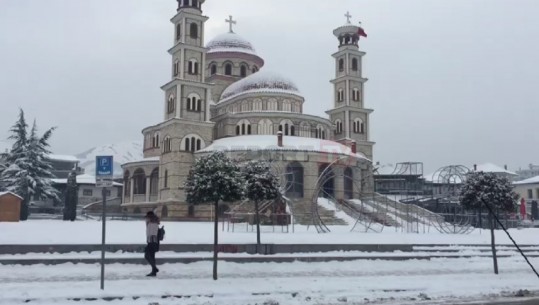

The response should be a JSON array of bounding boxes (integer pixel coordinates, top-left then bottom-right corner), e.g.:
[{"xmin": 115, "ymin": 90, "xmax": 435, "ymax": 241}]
[
  {"xmin": 345, "ymin": 11, "xmax": 352, "ymax": 24},
  {"xmin": 225, "ymin": 15, "xmax": 237, "ymax": 33}
]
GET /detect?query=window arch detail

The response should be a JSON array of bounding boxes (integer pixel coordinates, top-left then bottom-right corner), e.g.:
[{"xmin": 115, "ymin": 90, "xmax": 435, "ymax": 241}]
[
  {"xmin": 167, "ymin": 94, "xmax": 176, "ymax": 114},
  {"xmin": 190, "ymin": 23, "xmax": 198, "ymax": 39},
  {"xmin": 181, "ymin": 134, "xmax": 205, "ymax": 152},
  {"xmin": 236, "ymin": 119, "xmax": 252, "ymax": 135},
  {"xmin": 335, "ymin": 119, "xmax": 343, "ymax": 134},
  {"xmin": 187, "ymin": 93, "xmax": 202, "ymax": 112},
  {"xmin": 353, "ymin": 118, "xmax": 365, "ymax": 134},
  {"xmin": 258, "ymin": 119, "xmax": 273, "ymax": 135},
  {"xmin": 279, "ymin": 119, "xmax": 294, "ymax": 136}
]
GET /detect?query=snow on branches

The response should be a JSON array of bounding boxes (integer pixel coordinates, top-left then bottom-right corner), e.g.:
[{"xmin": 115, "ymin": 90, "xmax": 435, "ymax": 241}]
[
  {"xmin": 460, "ymin": 171, "xmax": 518, "ymax": 212},
  {"xmin": 184, "ymin": 151, "xmax": 244, "ymax": 205}
]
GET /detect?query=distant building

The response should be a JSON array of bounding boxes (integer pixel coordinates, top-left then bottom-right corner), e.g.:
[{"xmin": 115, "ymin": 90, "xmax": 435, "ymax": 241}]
[
  {"xmin": 516, "ymin": 164, "xmax": 539, "ymax": 181},
  {"xmin": 47, "ymin": 155, "xmax": 84, "ymax": 179},
  {"xmin": 374, "ymin": 162, "xmax": 428, "ymax": 196},
  {"xmin": 51, "ymin": 174, "xmax": 123, "ymax": 208}
]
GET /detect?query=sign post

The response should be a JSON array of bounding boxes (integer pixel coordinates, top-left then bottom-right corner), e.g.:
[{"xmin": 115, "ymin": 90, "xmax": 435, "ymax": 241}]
[{"xmin": 96, "ymin": 156, "xmax": 113, "ymax": 290}]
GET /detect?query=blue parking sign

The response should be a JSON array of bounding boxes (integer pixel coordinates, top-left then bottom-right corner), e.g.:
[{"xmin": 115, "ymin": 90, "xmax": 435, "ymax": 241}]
[{"xmin": 96, "ymin": 156, "xmax": 113, "ymax": 177}]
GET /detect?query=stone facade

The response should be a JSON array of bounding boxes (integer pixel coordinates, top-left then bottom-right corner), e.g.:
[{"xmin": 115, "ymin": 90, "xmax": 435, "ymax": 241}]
[{"xmin": 121, "ymin": 1, "xmax": 376, "ymax": 220}]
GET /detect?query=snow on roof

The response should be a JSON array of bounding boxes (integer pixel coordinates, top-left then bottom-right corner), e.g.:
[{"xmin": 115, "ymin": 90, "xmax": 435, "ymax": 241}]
[
  {"xmin": 219, "ymin": 69, "xmax": 302, "ymax": 103},
  {"xmin": 47, "ymin": 154, "xmax": 79, "ymax": 162},
  {"xmin": 198, "ymin": 135, "xmax": 369, "ymax": 160},
  {"xmin": 51, "ymin": 174, "xmax": 123, "ymax": 187},
  {"xmin": 514, "ymin": 175, "xmax": 539, "ymax": 185},
  {"xmin": 206, "ymin": 32, "xmax": 257, "ymax": 56},
  {"xmin": 0, "ymin": 191, "xmax": 23, "ymax": 200},
  {"xmin": 474, "ymin": 163, "xmax": 517, "ymax": 175},
  {"xmin": 122, "ymin": 156, "xmax": 160, "ymax": 167}
]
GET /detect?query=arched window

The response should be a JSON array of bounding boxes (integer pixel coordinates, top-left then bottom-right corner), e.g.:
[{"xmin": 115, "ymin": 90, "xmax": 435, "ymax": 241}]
[
  {"xmin": 188, "ymin": 59, "xmax": 198, "ymax": 75},
  {"xmin": 152, "ymin": 132, "xmax": 160, "ymax": 148},
  {"xmin": 337, "ymin": 89, "xmax": 344, "ymax": 102},
  {"xmin": 335, "ymin": 119, "xmax": 343, "ymax": 134},
  {"xmin": 252, "ymin": 66, "xmax": 258, "ymax": 73},
  {"xmin": 224, "ymin": 63, "xmax": 232, "ymax": 76},
  {"xmin": 163, "ymin": 136, "xmax": 172, "ymax": 153},
  {"xmin": 241, "ymin": 101, "xmax": 249, "ymax": 112},
  {"xmin": 240, "ymin": 65, "xmax": 247, "ymax": 77},
  {"xmin": 173, "ymin": 59, "xmax": 179, "ymax": 76},
  {"xmin": 181, "ymin": 134, "xmax": 205, "ymax": 152},
  {"xmin": 282, "ymin": 100, "xmax": 292, "ymax": 112},
  {"xmin": 353, "ymin": 118, "xmax": 365, "ymax": 134},
  {"xmin": 187, "ymin": 93, "xmax": 201, "ymax": 111},
  {"xmin": 352, "ymin": 88, "xmax": 360, "ymax": 101},
  {"xmin": 236, "ymin": 119, "xmax": 251, "ymax": 135},
  {"xmin": 176, "ymin": 24, "xmax": 181, "ymax": 40},
  {"xmin": 352, "ymin": 58, "xmax": 358, "ymax": 71},
  {"xmin": 167, "ymin": 94, "xmax": 175, "ymax": 114},
  {"xmin": 190, "ymin": 23, "xmax": 198, "ymax": 39},
  {"xmin": 315, "ymin": 125, "xmax": 326, "ymax": 139},
  {"xmin": 280, "ymin": 119, "xmax": 294, "ymax": 136},
  {"xmin": 210, "ymin": 63, "xmax": 217, "ymax": 75},
  {"xmin": 133, "ymin": 169, "xmax": 146, "ymax": 195},
  {"xmin": 267, "ymin": 99, "xmax": 278, "ymax": 111},
  {"xmin": 253, "ymin": 99, "xmax": 262, "ymax": 111},
  {"xmin": 338, "ymin": 58, "xmax": 344, "ymax": 72},
  {"xmin": 258, "ymin": 119, "xmax": 273, "ymax": 135},
  {"xmin": 299, "ymin": 122, "xmax": 310, "ymax": 137}
]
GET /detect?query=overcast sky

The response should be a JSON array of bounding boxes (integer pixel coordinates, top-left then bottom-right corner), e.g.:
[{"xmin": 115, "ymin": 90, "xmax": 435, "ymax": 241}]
[{"xmin": 1, "ymin": 0, "xmax": 538, "ymax": 174}]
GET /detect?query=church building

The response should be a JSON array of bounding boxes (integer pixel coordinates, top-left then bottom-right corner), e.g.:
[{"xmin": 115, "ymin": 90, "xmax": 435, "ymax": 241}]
[{"xmin": 121, "ymin": 0, "xmax": 375, "ymax": 220}]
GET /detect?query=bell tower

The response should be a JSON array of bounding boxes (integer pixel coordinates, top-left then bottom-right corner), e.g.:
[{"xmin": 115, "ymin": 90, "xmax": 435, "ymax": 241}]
[
  {"xmin": 157, "ymin": 0, "xmax": 215, "ymax": 204},
  {"xmin": 327, "ymin": 12, "xmax": 374, "ymax": 160}
]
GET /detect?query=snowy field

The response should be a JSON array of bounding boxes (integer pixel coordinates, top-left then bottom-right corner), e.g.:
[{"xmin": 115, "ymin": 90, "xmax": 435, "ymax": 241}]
[
  {"xmin": 1, "ymin": 256, "xmax": 539, "ymax": 304},
  {"xmin": 2, "ymin": 220, "xmax": 539, "ymax": 304},
  {"xmin": 1, "ymin": 219, "xmax": 539, "ymax": 245}
]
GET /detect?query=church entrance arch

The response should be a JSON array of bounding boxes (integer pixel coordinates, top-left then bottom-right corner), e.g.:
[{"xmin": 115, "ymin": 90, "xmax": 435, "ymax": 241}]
[
  {"xmin": 318, "ymin": 164, "xmax": 335, "ymax": 198},
  {"xmin": 285, "ymin": 162, "xmax": 304, "ymax": 198}
]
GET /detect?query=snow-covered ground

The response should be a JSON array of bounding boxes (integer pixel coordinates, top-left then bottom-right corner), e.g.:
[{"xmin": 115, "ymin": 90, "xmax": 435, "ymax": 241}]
[
  {"xmin": 1, "ymin": 220, "xmax": 539, "ymax": 245},
  {"xmin": 2, "ymin": 220, "xmax": 539, "ymax": 304},
  {"xmin": 1, "ymin": 256, "xmax": 538, "ymax": 304}
]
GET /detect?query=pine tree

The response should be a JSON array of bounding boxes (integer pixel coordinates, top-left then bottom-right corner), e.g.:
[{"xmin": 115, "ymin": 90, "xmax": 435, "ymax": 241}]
[
  {"xmin": 241, "ymin": 160, "xmax": 280, "ymax": 248},
  {"xmin": 63, "ymin": 169, "xmax": 78, "ymax": 221},
  {"xmin": 460, "ymin": 171, "xmax": 518, "ymax": 274},
  {"xmin": 184, "ymin": 151, "xmax": 244, "ymax": 280},
  {"xmin": 0, "ymin": 110, "xmax": 58, "ymax": 220}
]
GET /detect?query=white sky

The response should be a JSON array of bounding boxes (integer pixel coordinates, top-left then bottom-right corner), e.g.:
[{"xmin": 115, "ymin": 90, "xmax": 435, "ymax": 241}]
[{"xmin": 0, "ymin": 0, "xmax": 538, "ymax": 174}]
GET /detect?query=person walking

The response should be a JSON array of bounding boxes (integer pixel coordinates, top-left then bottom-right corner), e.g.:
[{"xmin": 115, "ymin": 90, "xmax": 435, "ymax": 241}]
[{"xmin": 144, "ymin": 211, "xmax": 160, "ymax": 277}]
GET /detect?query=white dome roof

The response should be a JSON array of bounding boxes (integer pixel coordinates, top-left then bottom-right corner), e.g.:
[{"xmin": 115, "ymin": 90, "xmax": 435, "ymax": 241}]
[
  {"xmin": 220, "ymin": 69, "xmax": 302, "ymax": 102},
  {"xmin": 206, "ymin": 32, "xmax": 257, "ymax": 56}
]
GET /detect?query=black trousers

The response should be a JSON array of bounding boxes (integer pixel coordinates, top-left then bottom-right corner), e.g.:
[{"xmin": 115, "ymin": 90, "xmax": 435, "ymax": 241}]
[{"xmin": 144, "ymin": 243, "xmax": 159, "ymax": 271}]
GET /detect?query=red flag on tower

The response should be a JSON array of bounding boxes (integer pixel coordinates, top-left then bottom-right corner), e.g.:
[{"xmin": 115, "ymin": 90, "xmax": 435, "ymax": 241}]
[{"xmin": 358, "ymin": 26, "xmax": 368, "ymax": 38}]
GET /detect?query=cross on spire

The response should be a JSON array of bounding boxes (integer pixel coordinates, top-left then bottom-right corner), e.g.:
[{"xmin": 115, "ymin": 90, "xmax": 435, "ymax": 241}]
[
  {"xmin": 345, "ymin": 11, "xmax": 352, "ymax": 24},
  {"xmin": 225, "ymin": 15, "xmax": 237, "ymax": 33}
]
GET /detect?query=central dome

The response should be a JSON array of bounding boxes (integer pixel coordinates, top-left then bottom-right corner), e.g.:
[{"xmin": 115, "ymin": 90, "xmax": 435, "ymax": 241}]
[
  {"xmin": 206, "ymin": 32, "xmax": 257, "ymax": 56},
  {"xmin": 220, "ymin": 69, "xmax": 302, "ymax": 102}
]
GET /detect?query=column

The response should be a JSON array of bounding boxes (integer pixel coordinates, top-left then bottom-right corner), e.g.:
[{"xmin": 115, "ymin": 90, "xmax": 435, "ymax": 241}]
[
  {"xmin": 345, "ymin": 110, "xmax": 350, "ymax": 139},
  {"xmin": 145, "ymin": 176, "xmax": 151, "ymax": 202},
  {"xmin": 129, "ymin": 179, "xmax": 134, "ymax": 204}
]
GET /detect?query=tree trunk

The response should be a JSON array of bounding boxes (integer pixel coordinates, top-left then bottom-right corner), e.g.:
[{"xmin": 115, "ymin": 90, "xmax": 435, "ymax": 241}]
[
  {"xmin": 255, "ymin": 200, "xmax": 261, "ymax": 249},
  {"xmin": 20, "ymin": 195, "xmax": 30, "ymax": 221},
  {"xmin": 489, "ymin": 212, "xmax": 499, "ymax": 274},
  {"xmin": 213, "ymin": 200, "xmax": 219, "ymax": 280}
]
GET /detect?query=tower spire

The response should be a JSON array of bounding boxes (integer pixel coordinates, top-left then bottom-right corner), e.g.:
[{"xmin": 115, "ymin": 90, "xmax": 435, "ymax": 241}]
[{"xmin": 225, "ymin": 15, "xmax": 237, "ymax": 33}]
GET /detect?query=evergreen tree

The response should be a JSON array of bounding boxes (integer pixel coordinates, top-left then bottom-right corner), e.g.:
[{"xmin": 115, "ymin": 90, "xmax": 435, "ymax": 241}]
[
  {"xmin": 184, "ymin": 151, "xmax": 244, "ymax": 280},
  {"xmin": 0, "ymin": 110, "xmax": 58, "ymax": 220},
  {"xmin": 241, "ymin": 160, "xmax": 280, "ymax": 248},
  {"xmin": 63, "ymin": 169, "xmax": 78, "ymax": 221},
  {"xmin": 460, "ymin": 171, "xmax": 518, "ymax": 274}
]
